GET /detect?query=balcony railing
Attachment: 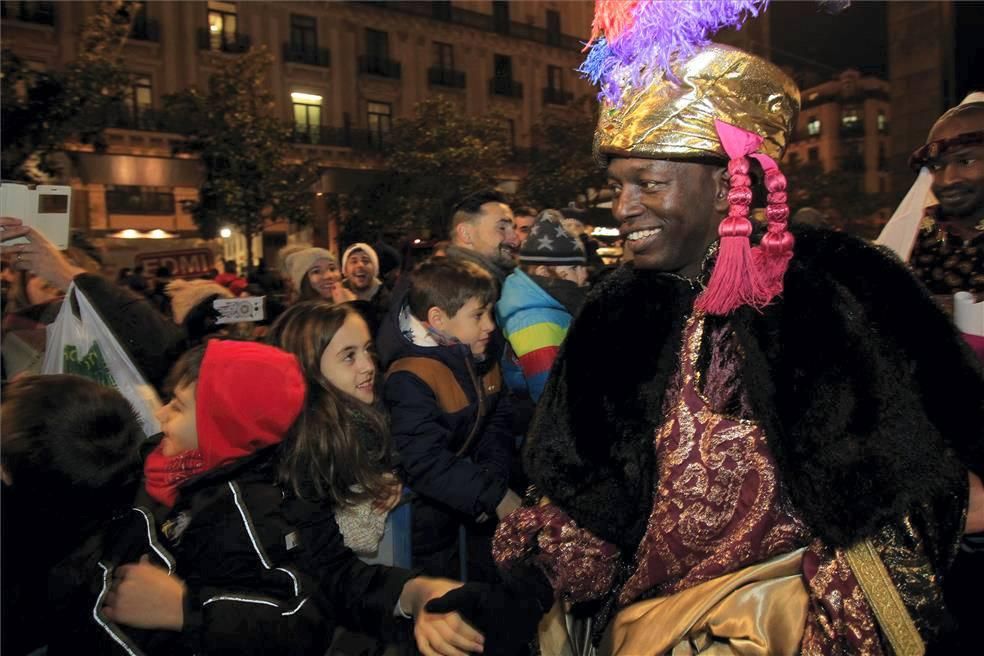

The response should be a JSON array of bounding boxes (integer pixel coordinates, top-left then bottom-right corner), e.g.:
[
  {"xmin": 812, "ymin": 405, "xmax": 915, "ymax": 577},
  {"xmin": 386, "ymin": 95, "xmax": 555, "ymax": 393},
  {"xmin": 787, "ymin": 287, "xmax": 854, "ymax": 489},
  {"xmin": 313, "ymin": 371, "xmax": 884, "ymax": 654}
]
[
  {"xmin": 542, "ymin": 87, "xmax": 573, "ymax": 105},
  {"xmin": 490, "ymin": 78, "xmax": 523, "ymax": 99},
  {"xmin": 352, "ymin": 2, "xmax": 583, "ymax": 51},
  {"xmin": 358, "ymin": 55, "xmax": 401, "ymax": 79},
  {"xmin": 428, "ymin": 67, "xmax": 466, "ymax": 89},
  {"xmin": 283, "ymin": 43, "xmax": 331, "ymax": 67},
  {"xmin": 108, "ymin": 108, "xmax": 179, "ymax": 133},
  {"xmin": 197, "ymin": 27, "xmax": 251, "ymax": 54},
  {"xmin": 130, "ymin": 16, "xmax": 160, "ymax": 41},
  {"xmin": 292, "ymin": 126, "xmax": 386, "ymax": 151}
]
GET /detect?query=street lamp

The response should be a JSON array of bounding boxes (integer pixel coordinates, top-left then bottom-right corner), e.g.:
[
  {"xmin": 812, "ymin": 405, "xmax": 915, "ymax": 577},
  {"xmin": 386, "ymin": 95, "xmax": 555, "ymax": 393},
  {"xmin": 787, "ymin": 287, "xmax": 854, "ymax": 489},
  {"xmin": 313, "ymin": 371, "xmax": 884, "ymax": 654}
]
[{"xmin": 220, "ymin": 227, "xmax": 232, "ymax": 239}]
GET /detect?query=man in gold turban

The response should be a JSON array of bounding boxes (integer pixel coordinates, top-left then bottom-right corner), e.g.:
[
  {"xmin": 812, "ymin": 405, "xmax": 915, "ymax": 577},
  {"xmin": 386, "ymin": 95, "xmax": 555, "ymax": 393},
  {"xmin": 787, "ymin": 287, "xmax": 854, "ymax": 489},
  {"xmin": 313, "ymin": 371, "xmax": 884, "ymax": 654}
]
[{"xmin": 426, "ymin": 39, "xmax": 984, "ymax": 656}]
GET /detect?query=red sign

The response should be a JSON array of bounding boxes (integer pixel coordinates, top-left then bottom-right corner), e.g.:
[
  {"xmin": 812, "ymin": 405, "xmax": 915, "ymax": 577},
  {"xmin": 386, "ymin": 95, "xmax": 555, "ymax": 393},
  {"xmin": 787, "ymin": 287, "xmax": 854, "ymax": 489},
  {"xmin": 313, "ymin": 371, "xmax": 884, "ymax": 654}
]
[{"xmin": 135, "ymin": 248, "xmax": 217, "ymax": 279}]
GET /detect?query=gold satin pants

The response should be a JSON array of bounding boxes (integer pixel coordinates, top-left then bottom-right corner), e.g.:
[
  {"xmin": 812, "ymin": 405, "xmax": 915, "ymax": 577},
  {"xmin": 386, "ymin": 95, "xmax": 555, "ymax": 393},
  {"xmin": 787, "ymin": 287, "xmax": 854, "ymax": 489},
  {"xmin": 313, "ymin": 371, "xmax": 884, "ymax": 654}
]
[{"xmin": 598, "ymin": 548, "xmax": 808, "ymax": 656}]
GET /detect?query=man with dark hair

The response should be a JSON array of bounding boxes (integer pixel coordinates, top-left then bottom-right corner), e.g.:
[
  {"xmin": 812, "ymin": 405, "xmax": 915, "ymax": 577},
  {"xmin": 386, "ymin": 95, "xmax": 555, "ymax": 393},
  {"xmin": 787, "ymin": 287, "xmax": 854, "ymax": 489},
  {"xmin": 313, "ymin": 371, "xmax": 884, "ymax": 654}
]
[{"xmin": 447, "ymin": 190, "xmax": 519, "ymax": 284}]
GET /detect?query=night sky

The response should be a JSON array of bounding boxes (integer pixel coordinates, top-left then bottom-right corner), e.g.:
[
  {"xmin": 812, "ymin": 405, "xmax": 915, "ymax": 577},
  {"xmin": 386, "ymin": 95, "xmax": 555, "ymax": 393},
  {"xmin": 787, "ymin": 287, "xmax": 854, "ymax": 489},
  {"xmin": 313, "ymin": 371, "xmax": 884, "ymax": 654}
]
[
  {"xmin": 765, "ymin": 0, "xmax": 983, "ymax": 98},
  {"xmin": 768, "ymin": 1, "xmax": 888, "ymax": 79}
]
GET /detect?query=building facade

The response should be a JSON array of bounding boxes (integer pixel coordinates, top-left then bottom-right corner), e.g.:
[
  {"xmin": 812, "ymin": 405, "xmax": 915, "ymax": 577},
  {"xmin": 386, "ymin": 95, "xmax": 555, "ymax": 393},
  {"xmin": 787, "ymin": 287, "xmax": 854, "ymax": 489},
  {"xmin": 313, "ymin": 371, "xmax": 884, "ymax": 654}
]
[
  {"xmin": 1, "ymin": 0, "xmax": 594, "ymax": 267},
  {"xmin": 784, "ymin": 70, "xmax": 891, "ymax": 196}
]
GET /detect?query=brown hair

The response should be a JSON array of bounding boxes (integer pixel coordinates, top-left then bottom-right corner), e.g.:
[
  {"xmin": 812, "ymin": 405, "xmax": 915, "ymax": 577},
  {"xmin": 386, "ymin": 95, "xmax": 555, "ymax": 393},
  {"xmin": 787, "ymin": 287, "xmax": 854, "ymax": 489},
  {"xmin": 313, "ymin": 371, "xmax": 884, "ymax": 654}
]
[
  {"xmin": 1, "ymin": 375, "xmax": 144, "ymax": 499},
  {"xmin": 266, "ymin": 301, "xmax": 392, "ymax": 506},
  {"xmin": 297, "ymin": 274, "xmax": 324, "ymax": 302},
  {"xmin": 407, "ymin": 258, "xmax": 497, "ymax": 321},
  {"xmin": 165, "ymin": 344, "xmax": 207, "ymax": 394}
]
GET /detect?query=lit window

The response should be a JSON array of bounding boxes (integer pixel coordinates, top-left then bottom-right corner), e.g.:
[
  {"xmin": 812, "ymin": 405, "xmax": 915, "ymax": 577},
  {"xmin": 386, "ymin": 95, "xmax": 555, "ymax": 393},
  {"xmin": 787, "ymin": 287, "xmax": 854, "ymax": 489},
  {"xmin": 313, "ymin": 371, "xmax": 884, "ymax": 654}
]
[
  {"xmin": 877, "ymin": 112, "xmax": 888, "ymax": 132},
  {"xmin": 807, "ymin": 117, "xmax": 821, "ymax": 136},
  {"xmin": 292, "ymin": 91, "xmax": 322, "ymax": 142},
  {"xmin": 841, "ymin": 108, "xmax": 860, "ymax": 127},
  {"xmin": 208, "ymin": 1, "xmax": 237, "ymax": 51}
]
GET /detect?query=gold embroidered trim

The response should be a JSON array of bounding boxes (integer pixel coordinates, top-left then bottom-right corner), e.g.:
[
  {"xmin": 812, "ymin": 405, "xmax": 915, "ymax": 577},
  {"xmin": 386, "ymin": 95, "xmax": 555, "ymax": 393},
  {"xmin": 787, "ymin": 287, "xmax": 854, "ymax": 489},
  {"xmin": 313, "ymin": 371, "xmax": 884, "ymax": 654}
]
[{"xmin": 844, "ymin": 539, "xmax": 925, "ymax": 656}]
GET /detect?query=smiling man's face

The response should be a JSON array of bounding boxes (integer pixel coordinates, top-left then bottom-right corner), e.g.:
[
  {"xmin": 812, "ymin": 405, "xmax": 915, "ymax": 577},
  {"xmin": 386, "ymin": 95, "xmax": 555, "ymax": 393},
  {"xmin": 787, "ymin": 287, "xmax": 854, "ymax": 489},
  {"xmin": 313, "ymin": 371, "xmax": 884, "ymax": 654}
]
[
  {"xmin": 608, "ymin": 157, "xmax": 726, "ymax": 277},
  {"xmin": 927, "ymin": 108, "xmax": 984, "ymax": 223}
]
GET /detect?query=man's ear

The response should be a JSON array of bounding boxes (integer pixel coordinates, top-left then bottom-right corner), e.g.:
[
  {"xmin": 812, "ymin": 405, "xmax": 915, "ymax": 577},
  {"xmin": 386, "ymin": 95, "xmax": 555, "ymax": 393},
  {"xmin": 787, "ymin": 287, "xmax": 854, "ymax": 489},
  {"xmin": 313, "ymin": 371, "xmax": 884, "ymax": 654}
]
[
  {"xmin": 712, "ymin": 166, "xmax": 730, "ymax": 215},
  {"xmin": 426, "ymin": 306, "xmax": 447, "ymax": 331},
  {"xmin": 454, "ymin": 221, "xmax": 472, "ymax": 247}
]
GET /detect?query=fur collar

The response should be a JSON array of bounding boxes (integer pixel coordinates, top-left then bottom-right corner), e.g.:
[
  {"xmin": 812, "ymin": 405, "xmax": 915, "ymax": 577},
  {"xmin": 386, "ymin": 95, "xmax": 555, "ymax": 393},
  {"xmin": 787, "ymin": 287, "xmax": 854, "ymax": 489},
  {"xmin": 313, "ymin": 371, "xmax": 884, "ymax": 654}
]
[{"xmin": 526, "ymin": 228, "xmax": 984, "ymax": 553}]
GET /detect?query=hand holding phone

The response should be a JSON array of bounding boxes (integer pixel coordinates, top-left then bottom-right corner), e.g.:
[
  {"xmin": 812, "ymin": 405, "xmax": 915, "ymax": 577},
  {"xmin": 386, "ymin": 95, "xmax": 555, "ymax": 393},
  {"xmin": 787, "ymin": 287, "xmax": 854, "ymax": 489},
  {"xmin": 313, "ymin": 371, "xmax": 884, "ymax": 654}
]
[{"xmin": 0, "ymin": 183, "xmax": 72, "ymax": 250}]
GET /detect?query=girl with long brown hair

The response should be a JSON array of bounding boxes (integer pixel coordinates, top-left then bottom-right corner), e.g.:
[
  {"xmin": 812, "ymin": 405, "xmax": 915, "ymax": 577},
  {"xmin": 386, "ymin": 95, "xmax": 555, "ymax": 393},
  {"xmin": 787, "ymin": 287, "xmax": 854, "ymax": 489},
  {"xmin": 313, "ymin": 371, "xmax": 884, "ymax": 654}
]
[{"xmin": 267, "ymin": 301, "xmax": 396, "ymax": 513}]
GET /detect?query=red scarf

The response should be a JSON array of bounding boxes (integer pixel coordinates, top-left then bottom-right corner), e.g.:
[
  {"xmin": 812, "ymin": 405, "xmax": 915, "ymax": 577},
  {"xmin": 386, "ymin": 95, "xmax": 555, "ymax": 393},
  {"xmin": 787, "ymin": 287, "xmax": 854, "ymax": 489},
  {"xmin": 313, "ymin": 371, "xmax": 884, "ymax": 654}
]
[{"xmin": 144, "ymin": 443, "xmax": 206, "ymax": 508}]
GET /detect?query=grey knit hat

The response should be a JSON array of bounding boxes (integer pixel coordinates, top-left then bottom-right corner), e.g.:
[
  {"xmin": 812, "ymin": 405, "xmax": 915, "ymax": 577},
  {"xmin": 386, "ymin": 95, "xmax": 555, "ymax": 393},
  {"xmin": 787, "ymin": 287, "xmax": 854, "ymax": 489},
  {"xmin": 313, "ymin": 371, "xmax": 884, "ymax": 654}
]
[
  {"xmin": 519, "ymin": 209, "xmax": 586, "ymax": 266},
  {"xmin": 286, "ymin": 247, "xmax": 336, "ymax": 293}
]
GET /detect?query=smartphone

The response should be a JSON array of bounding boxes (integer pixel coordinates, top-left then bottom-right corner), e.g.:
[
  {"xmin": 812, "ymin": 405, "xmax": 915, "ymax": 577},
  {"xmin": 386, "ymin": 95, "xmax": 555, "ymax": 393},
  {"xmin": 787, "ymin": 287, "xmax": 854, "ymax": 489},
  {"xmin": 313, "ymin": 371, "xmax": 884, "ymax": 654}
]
[
  {"xmin": 0, "ymin": 182, "xmax": 72, "ymax": 249},
  {"xmin": 213, "ymin": 296, "xmax": 265, "ymax": 324}
]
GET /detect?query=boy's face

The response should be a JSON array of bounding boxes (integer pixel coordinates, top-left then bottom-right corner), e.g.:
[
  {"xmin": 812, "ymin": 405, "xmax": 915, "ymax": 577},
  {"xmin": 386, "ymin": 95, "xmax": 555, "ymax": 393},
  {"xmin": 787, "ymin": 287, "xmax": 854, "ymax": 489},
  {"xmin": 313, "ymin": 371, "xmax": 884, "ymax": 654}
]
[
  {"xmin": 155, "ymin": 383, "xmax": 199, "ymax": 456},
  {"xmin": 438, "ymin": 297, "xmax": 495, "ymax": 355}
]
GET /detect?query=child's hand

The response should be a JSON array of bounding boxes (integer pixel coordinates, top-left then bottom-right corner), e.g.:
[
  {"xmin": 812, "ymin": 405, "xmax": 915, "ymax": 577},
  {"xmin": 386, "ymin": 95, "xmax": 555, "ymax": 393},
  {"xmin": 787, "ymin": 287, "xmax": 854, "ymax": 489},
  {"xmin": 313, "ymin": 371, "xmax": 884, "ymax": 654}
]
[
  {"xmin": 103, "ymin": 555, "xmax": 186, "ymax": 631},
  {"xmin": 402, "ymin": 577, "xmax": 485, "ymax": 655}
]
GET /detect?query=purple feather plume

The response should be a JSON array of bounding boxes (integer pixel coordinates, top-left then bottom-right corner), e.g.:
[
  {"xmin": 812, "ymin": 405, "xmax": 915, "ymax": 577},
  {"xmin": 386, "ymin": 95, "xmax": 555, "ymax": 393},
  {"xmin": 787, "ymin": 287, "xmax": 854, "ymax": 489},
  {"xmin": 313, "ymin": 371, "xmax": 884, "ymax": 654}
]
[{"xmin": 579, "ymin": 0, "xmax": 770, "ymax": 105}]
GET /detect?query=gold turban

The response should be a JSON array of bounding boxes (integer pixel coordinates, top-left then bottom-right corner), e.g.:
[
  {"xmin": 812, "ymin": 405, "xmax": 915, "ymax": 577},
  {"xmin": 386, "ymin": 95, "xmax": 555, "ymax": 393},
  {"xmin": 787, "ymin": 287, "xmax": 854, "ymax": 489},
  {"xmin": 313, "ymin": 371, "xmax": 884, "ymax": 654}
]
[{"xmin": 594, "ymin": 44, "xmax": 800, "ymax": 165}]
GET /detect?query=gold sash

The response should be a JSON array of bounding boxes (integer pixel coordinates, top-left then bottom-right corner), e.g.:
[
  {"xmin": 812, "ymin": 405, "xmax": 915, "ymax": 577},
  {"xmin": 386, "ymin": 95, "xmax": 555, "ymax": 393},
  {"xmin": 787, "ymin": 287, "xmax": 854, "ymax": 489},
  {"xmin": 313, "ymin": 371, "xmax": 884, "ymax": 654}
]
[{"xmin": 598, "ymin": 548, "xmax": 809, "ymax": 656}]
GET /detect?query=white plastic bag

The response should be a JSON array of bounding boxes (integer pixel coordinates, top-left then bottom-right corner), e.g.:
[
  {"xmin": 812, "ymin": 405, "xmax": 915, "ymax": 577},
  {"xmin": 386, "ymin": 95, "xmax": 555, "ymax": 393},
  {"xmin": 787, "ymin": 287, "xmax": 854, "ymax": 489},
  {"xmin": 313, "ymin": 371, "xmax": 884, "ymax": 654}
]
[{"xmin": 42, "ymin": 282, "xmax": 162, "ymax": 436}]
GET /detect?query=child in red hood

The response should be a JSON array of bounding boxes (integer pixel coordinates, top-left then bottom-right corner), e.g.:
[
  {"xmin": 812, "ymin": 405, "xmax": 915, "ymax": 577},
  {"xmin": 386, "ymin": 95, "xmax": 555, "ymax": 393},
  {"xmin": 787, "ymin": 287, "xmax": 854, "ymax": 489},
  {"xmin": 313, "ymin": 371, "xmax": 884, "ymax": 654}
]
[
  {"xmin": 65, "ymin": 340, "xmax": 331, "ymax": 655},
  {"xmin": 82, "ymin": 338, "xmax": 484, "ymax": 656}
]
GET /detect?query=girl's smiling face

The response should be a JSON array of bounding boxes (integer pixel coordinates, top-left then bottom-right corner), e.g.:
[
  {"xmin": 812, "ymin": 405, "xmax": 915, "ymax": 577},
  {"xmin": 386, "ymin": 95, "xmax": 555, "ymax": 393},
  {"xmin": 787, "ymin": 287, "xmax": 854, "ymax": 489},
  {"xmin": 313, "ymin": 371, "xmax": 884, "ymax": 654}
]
[
  {"xmin": 319, "ymin": 313, "xmax": 376, "ymax": 403},
  {"xmin": 307, "ymin": 258, "xmax": 342, "ymax": 300}
]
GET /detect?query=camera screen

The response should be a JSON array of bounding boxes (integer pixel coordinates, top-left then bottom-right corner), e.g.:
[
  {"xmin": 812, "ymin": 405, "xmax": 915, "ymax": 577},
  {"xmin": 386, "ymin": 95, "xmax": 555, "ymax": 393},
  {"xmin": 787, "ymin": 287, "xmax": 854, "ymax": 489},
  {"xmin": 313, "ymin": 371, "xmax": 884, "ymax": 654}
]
[{"xmin": 37, "ymin": 193, "xmax": 69, "ymax": 213}]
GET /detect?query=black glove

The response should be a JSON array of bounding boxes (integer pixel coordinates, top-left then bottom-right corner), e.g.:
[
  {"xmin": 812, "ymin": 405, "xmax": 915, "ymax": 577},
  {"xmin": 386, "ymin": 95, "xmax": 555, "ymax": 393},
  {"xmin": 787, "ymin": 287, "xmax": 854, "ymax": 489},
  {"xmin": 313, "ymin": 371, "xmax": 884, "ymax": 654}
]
[{"xmin": 425, "ymin": 566, "xmax": 554, "ymax": 656}]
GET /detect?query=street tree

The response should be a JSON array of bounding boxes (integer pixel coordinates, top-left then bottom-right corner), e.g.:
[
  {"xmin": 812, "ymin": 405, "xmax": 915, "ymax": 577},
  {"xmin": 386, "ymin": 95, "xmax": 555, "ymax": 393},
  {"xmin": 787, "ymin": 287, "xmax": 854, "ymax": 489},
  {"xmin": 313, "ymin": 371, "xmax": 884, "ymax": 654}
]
[
  {"xmin": 344, "ymin": 97, "xmax": 511, "ymax": 240},
  {"xmin": 1, "ymin": 0, "xmax": 137, "ymax": 181},
  {"xmin": 519, "ymin": 96, "xmax": 606, "ymax": 210},
  {"xmin": 163, "ymin": 47, "xmax": 318, "ymax": 265}
]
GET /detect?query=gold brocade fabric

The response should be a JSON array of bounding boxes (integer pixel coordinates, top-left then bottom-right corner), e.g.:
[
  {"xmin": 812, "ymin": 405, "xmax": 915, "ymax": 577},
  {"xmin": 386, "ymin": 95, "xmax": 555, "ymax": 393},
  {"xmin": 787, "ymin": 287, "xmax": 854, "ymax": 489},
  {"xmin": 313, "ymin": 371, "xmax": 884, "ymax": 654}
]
[
  {"xmin": 599, "ymin": 548, "xmax": 809, "ymax": 656},
  {"xmin": 593, "ymin": 44, "xmax": 800, "ymax": 164}
]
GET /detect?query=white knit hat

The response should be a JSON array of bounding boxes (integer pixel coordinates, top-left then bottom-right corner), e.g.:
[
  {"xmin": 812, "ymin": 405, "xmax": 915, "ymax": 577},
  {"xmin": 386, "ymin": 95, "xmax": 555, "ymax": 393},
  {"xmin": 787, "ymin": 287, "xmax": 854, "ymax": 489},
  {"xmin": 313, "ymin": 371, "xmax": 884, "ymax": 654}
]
[
  {"xmin": 285, "ymin": 248, "xmax": 335, "ymax": 293},
  {"xmin": 341, "ymin": 242, "xmax": 380, "ymax": 277},
  {"xmin": 166, "ymin": 279, "xmax": 234, "ymax": 325}
]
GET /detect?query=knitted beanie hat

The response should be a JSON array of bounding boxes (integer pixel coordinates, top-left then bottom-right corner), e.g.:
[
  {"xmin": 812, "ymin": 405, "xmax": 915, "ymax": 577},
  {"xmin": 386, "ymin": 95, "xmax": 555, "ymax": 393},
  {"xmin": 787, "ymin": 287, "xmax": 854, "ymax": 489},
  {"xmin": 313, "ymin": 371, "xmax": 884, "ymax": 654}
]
[
  {"xmin": 341, "ymin": 242, "xmax": 380, "ymax": 277},
  {"xmin": 278, "ymin": 243, "xmax": 308, "ymax": 278},
  {"xmin": 519, "ymin": 209, "xmax": 586, "ymax": 266},
  {"xmin": 286, "ymin": 248, "xmax": 335, "ymax": 293},
  {"xmin": 167, "ymin": 279, "xmax": 234, "ymax": 325}
]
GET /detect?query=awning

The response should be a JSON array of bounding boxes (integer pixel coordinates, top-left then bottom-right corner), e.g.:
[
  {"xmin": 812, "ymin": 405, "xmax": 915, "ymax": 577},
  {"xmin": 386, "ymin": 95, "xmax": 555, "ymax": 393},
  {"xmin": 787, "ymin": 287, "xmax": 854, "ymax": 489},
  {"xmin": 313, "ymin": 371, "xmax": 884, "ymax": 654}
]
[{"xmin": 72, "ymin": 153, "xmax": 204, "ymax": 188}]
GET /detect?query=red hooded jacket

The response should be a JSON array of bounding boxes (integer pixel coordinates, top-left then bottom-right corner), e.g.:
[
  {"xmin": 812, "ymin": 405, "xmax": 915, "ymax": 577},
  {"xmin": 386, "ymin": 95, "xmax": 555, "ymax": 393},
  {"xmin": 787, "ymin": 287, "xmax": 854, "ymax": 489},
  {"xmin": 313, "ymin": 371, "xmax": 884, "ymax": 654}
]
[{"xmin": 145, "ymin": 340, "xmax": 306, "ymax": 506}]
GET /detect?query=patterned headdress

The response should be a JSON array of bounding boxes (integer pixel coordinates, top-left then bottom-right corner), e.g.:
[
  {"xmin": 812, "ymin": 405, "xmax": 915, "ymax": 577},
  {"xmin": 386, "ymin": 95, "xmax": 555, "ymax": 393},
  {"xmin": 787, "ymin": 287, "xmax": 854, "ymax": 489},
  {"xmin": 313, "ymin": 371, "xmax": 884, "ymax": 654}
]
[{"xmin": 581, "ymin": 1, "xmax": 801, "ymax": 315}]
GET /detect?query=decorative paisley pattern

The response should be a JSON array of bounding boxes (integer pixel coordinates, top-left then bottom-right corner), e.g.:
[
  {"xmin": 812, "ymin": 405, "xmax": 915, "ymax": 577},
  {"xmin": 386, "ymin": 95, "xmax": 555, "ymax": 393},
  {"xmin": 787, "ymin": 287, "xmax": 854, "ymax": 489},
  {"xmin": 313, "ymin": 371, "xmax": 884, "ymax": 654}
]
[
  {"xmin": 495, "ymin": 314, "xmax": 888, "ymax": 654},
  {"xmin": 619, "ymin": 314, "xmax": 810, "ymax": 604}
]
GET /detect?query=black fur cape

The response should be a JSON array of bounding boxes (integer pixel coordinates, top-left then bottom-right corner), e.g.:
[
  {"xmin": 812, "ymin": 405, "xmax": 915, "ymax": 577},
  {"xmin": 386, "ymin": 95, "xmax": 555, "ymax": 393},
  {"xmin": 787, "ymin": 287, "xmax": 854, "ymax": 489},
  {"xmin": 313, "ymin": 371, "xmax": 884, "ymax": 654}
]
[{"xmin": 525, "ymin": 227, "xmax": 984, "ymax": 557}]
